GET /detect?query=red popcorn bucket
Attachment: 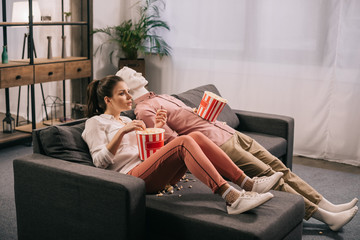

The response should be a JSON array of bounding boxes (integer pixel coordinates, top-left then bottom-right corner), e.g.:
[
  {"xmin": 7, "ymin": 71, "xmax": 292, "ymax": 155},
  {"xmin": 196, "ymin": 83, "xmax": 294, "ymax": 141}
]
[
  {"xmin": 136, "ymin": 128, "xmax": 165, "ymax": 160},
  {"xmin": 197, "ymin": 91, "xmax": 228, "ymax": 122}
]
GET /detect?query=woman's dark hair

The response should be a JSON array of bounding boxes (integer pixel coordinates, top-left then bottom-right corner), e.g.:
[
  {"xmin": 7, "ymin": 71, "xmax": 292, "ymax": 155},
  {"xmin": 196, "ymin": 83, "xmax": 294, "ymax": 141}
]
[{"xmin": 86, "ymin": 75, "xmax": 123, "ymax": 117}]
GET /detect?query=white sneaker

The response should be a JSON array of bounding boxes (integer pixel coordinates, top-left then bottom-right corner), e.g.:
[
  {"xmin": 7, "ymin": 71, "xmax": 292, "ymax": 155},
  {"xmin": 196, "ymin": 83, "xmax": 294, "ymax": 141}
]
[
  {"xmin": 251, "ymin": 172, "xmax": 283, "ymax": 193},
  {"xmin": 227, "ymin": 190, "xmax": 274, "ymax": 214}
]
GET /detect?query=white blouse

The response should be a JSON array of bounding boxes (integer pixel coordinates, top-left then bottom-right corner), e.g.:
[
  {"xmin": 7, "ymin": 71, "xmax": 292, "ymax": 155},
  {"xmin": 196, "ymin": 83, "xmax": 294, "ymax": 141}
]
[{"xmin": 82, "ymin": 114, "xmax": 142, "ymax": 174}]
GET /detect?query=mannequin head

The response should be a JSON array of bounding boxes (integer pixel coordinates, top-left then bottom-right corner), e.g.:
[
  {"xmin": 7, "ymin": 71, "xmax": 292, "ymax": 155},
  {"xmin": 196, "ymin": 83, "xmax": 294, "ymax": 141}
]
[{"xmin": 115, "ymin": 67, "xmax": 149, "ymax": 100}]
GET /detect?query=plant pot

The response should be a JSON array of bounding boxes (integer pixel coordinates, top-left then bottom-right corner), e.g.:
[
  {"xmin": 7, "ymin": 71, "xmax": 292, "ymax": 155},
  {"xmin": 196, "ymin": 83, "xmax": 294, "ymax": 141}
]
[{"xmin": 118, "ymin": 58, "xmax": 145, "ymax": 77}]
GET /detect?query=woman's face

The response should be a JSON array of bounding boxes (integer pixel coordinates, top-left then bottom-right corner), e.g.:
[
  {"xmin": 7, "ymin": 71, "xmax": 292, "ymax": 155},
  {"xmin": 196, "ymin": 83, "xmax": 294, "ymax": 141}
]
[{"xmin": 106, "ymin": 81, "xmax": 133, "ymax": 113}]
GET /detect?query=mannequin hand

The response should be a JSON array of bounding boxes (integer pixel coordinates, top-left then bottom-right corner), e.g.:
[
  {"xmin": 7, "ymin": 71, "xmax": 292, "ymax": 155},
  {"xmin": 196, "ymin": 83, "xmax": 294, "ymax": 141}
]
[
  {"xmin": 121, "ymin": 120, "xmax": 146, "ymax": 134},
  {"xmin": 155, "ymin": 109, "xmax": 167, "ymax": 128}
]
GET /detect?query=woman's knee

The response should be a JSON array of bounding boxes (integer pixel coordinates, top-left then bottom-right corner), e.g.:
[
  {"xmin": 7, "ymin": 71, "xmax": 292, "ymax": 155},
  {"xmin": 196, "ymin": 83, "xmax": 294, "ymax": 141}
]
[
  {"xmin": 188, "ymin": 131, "xmax": 206, "ymax": 141},
  {"xmin": 176, "ymin": 135, "xmax": 196, "ymax": 146}
]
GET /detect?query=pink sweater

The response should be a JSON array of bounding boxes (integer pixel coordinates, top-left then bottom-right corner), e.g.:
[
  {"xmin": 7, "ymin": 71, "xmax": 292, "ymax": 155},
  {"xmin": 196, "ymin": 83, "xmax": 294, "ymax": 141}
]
[{"xmin": 134, "ymin": 92, "xmax": 235, "ymax": 146}]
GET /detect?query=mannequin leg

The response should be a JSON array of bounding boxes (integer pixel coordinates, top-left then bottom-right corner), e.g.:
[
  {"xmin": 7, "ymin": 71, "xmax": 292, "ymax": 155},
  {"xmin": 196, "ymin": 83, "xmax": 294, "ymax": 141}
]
[
  {"xmin": 318, "ymin": 197, "xmax": 358, "ymax": 213},
  {"xmin": 312, "ymin": 206, "xmax": 358, "ymax": 231}
]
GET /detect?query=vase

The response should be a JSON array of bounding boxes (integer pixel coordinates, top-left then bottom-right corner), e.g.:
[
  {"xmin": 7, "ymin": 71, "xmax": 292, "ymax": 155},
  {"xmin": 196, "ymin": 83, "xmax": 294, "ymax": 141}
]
[
  {"xmin": 2, "ymin": 45, "xmax": 8, "ymax": 64},
  {"xmin": 65, "ymin": 15, "xmax": 71, "ymax": 22},
  {"xmin": 47, "ymin": 36, "xmax": 53, "ymax": 59},
  {"xmin": 61, "ymin": 36, "xmax": 66, "ymax": 58}
]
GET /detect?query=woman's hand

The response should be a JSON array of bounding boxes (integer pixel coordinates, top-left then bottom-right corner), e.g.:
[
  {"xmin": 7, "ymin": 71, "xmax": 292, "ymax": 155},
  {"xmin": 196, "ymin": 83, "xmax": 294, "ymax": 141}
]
[
  {"xmin": 121, "ymin": 120, "xmax": 146, "ymax": 134},
  {"xmin": 107, "ymin": 120, "xmax": 145, "ymax": 155},
  {"xmin": 155, "ymin": 109, "xmax": 167, "ymax": 128}
]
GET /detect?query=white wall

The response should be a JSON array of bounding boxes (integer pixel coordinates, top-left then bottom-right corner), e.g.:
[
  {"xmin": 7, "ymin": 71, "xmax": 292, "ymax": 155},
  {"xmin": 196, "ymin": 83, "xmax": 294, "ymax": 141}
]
[
  {"xmin": 93, "ymin": 0, "xmax": 134, "ymax": 79},
  {"xmin": 93, "ymin": 0, "xmax": 123, "ymax": 79},
  {"xmin": 92, "ymin": 0, "xmax": 169, "ymax": 94}
]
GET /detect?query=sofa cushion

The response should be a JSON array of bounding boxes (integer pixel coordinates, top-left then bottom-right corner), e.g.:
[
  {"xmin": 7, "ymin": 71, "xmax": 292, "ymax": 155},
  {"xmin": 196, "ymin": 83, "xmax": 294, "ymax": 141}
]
[
  {"xmin": 173, "ymin": 84, "xmax": 240, "ymax": 129},
  {"xmin": 243, "ymin": 131, "xmax": 287, "ymax": 159},
  {"xmin": 39, "ymin": 122, "xmax": 93, "ymax": 166},
  {"xmin": 146, "ymin": 173, "xmax": 304, "ymax": 240}
]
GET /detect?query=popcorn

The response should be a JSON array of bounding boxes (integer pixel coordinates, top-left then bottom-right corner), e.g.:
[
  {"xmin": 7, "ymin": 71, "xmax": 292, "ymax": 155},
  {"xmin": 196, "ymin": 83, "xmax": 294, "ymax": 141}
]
[
  {"xmin": 197, "ymin": 91, "xmax": 228, "ymax": 122},
  {"xmin": 138, "ymin": 128, "xmax": 162, "ymax": 134},
  {"xmin": 164, "ymin": 184, "xmax": 174, "ymax": 192},
  {"xmin": 136, "ymin": 128, "xmax": 165, "ymax": 160}
]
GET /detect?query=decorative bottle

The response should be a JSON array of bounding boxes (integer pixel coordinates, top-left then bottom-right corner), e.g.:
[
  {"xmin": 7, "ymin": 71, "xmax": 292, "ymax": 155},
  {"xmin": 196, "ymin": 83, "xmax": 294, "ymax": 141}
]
[
  {"xmin": 2, "ymin": 45, "xmax": 8, "ymax": 64},
  {"xmin": 47, "ymin": 36, "xmax": 53, "ymax": 59},
  {"xmin": 61, "ymin": 36, "xmax": 67, "ymax": 58}
]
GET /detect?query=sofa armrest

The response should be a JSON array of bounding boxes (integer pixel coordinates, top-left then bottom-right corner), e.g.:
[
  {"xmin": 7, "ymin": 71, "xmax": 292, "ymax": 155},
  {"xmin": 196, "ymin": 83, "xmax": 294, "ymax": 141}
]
[
  {"xmin": 233, "ymin": 109, "xmax": 294, "ymax": 169},
  {"xmin": 13, "ymin": 154, "xmax": 145, "ymax": 240}
]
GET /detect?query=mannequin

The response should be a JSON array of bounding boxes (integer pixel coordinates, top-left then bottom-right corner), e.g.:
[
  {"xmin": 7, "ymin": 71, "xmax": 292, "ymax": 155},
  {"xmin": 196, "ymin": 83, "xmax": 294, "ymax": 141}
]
[
  {"xmin": 116, "ymin": 67, "xmax": 358, "ymax": 231},
  {"xmin": 116, "ymin": 67, "xmax": 149, "ymax": 100}
]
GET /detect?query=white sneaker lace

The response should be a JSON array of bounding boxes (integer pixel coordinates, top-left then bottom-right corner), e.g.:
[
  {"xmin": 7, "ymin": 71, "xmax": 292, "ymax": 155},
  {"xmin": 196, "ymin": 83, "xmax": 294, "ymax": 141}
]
[
  {"xmin": 252, "ymin": 176, "xmax": 269, "ymax": 183},
  {"xmin": 239, "ymin": 190, "xmax": 259, "ymax": 198}
]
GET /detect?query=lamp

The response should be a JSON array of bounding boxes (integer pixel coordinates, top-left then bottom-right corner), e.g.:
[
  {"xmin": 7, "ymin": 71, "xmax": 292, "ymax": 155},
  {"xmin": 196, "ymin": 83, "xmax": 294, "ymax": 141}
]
[{"xmin": 2, "ymin": 114, "xmax": 15, "ymax": 133}]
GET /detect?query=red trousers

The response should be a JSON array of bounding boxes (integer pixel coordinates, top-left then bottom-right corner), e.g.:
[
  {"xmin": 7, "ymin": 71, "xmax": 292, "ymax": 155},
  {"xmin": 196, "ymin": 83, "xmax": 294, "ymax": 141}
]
[{"xmin": 128, "ymin": 132, "xmax": 244, "ymax": 193}]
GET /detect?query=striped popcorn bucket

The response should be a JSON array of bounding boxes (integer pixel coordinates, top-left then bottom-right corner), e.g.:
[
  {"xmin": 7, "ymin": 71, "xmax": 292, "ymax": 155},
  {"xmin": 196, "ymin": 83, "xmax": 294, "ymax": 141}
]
[
  {"xmin": 136, "ymin": 128, "xmax": 165, "ymax": 160},
  {"xmin": 197, "ymin": 91, "xmax": 228, "ymax": 122}
]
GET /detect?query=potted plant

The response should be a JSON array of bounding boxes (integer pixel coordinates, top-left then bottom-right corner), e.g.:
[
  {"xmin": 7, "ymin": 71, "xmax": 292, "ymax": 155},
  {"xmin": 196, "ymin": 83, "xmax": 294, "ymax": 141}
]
[{"xmin": 93, "ymin": 0, "xmax": 171, "ymax": 75}]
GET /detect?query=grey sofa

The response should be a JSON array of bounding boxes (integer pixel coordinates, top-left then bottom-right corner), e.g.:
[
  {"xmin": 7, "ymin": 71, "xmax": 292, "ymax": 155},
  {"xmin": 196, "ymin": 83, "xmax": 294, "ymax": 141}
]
[{"xmin": 13, "ymin": 84, "xmax": 303, "ymax": 240}]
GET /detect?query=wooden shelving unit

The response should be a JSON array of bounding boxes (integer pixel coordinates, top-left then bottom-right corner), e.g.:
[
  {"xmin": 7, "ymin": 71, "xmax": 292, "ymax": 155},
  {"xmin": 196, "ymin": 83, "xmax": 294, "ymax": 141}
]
[
  {"xmin": 0, "ymin": 0, "xmax": 92, "ymax": 147},
  {"xmin": 0, "ymin": 56, "xmax": 88, "ymax": 67},
  {"xmin": 0, "ymin": 21, "xmax": 88, "ymax": 26}
]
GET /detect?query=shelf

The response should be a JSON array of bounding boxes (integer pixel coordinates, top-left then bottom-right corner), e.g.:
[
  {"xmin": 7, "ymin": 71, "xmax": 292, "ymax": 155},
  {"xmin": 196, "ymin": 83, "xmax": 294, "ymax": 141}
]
[
  {"xmin": 15, "ymin": 122, "xmax": 48, "ymax": 133},
  {"xmin": 33, "ymin": 21, "xmax": 88, "ymax": 26},
  {"xmin": 0, "ymin": 130, "xmax": 31, "ymax": 146},
  {"xmin": 0, "ymin": 57, "xmax": 88, "ymax": 68},
  {"xmin": 0, "ymin": 113, "xmax": 32, "ymax": 146},
  {"xmin": 0, "ymin": 22, "xmax": 28, "ymax": 26},
  {"xmin": 33, "ymin": 57, "xmax": 88, "ymax": 64},
  {"xmin": 0, "ymin": 21, "xmax": 88, "ymax": 27},
  {"xmin": 0, "ymin": 61, "xmax": 30, "ymax": 68},
  {"xmin": 15, "ymin": 119, "xmax": 74, "ymax": 133}
]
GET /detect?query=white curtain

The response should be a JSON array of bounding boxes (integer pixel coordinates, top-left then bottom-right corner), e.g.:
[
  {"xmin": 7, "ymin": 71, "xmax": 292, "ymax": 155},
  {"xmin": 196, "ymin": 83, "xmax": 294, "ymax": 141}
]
[{"xmin": 147, "ymin": 0, "xmax": 360, "ymax": 166}]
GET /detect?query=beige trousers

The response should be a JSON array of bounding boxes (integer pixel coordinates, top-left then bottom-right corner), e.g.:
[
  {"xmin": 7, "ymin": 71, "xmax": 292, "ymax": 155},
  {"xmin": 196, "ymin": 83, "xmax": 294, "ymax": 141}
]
[{"xmin": 220, "ymin": 131, "xmax": 322, "ymax": 220}]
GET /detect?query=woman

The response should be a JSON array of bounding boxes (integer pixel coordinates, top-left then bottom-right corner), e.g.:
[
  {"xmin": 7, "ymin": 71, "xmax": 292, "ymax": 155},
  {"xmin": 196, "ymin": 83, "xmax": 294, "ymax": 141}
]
[{"xmin": 82, "ymin": 75, "xmax": 284, "ymax": 214}]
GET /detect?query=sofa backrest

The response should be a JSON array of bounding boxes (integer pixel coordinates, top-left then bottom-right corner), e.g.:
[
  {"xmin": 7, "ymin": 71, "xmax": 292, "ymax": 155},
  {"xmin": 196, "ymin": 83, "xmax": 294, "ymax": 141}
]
[
  {"xmin": 172, "ymin": 84, "xmax": 240, "ymax": 129},
  {"xmin": 32, "ymin": 84, "xmax": 239, "ymax": 166}
]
